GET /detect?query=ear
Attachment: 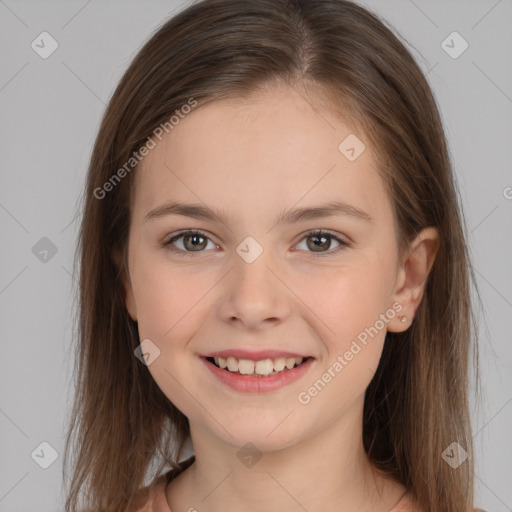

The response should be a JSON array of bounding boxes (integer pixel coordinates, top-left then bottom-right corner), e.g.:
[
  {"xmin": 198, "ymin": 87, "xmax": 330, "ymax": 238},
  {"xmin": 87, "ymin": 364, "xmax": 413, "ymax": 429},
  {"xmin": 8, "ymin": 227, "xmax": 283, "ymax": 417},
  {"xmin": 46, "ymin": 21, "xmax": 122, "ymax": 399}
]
[
  {"xmin": 112, "ymin": 247, "xmax": 138, "ymax": 322},
  {"xmin": 387, "ymin": 227, "xmax": 440, "ymax": 332}
]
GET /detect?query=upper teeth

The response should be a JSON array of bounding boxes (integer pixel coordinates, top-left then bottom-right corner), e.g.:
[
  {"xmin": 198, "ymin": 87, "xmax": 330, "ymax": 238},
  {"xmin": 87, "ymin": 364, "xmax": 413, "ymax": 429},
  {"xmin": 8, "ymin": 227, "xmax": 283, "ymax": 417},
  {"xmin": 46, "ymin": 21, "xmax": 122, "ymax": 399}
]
[{"xmin": 214, "ymin": 356, "xmax": 304, "ymax": 376}]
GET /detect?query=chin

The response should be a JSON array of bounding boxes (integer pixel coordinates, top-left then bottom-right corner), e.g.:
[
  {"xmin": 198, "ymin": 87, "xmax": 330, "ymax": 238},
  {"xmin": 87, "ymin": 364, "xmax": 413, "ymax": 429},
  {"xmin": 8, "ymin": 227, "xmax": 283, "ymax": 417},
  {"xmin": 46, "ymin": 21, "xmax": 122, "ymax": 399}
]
[{"xmin": 212, "ymin": 418, "xmax": 305, "ymax": 453}]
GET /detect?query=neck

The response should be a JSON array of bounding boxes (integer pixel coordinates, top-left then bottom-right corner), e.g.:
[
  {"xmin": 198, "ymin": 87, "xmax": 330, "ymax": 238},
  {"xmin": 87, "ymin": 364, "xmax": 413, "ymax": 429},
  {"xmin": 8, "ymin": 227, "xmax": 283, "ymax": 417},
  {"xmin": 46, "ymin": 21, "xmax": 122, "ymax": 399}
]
[{"xmin": 167, "ymin": 399, "xmax": 406, "ymax": 512}]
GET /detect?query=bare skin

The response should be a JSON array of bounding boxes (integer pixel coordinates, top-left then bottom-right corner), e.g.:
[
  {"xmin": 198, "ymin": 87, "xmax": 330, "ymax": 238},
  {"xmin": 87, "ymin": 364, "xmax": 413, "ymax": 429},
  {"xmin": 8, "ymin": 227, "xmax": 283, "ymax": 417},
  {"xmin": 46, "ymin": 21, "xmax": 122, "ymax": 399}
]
[{"xmin": 117, "ymin": 82, "xmax": 438, "ymax": 512}]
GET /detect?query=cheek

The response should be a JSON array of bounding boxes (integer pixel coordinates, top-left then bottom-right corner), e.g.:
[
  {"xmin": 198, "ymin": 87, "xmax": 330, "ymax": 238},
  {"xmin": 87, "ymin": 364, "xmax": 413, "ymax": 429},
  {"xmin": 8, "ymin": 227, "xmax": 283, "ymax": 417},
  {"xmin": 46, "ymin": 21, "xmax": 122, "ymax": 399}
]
[
  {"xmin": 309, "ymin": 260, "xmax": 395, "ymax": 344},
  {"xmin": 131, "ymin": 264, "xmax": 211, "ymax": 415},
  {"xmin": 300, "ymin": 255, "xmax": 396, "ymax": 409},
  {"xmin": 130, "ymin": 245, "xmax": 205, "ymax": 339},
  {"xmin": 296, "ymin": 267, "xmax": 391, "ymax": 416}
]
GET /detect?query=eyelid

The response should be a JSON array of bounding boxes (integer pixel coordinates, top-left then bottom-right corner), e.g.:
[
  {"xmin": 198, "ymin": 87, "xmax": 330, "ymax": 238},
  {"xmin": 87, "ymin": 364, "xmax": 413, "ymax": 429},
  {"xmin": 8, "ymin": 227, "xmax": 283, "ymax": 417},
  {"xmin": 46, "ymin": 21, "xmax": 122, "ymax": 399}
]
[{"xmin": 162, "ymin": 228, "xmax": 351, "ymax": 257}]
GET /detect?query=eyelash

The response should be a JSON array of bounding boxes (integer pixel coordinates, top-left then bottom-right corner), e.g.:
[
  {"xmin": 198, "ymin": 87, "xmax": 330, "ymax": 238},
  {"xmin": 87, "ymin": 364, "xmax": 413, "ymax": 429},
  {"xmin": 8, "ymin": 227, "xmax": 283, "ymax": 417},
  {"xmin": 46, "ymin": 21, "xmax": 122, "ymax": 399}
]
[{"xmin": 161, "ymin": 229, "xmax": 350, "ymax": 258}]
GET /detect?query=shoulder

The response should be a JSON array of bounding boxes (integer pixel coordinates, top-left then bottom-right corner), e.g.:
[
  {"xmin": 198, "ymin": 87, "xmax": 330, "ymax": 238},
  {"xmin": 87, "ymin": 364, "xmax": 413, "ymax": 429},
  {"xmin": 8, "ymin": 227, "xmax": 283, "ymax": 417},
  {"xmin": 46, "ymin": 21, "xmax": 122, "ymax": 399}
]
[
  {"xmin": 126, "ymin": 473, "xmax": 168, "ymax": 512},
  {"xmin": 388, "ymin": 492, "xmax": 420, "ymax": 512},
  {"xmin": 126, "ymin": 456, "xmax": 196, "ymax": 512},
  {"xmin": 389, "ymin": 494, "xmax": 489, "ymax": 512}
]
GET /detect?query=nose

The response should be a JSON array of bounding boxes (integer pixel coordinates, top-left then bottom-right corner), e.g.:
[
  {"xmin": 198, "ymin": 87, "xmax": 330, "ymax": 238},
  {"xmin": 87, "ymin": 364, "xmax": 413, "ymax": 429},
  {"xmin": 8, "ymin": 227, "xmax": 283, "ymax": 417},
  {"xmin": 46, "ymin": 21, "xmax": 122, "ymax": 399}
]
[{"xmin": 216, "ymin": 248, "xmax": 292, "ymax": 330}]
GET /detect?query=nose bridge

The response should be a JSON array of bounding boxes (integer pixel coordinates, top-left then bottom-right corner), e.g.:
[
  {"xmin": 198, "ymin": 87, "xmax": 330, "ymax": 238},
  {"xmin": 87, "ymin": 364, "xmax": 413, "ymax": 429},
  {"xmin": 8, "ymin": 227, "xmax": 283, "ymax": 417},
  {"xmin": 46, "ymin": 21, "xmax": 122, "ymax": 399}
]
[{"xmin": 233, "ymin": 233, "xmax": 279, "ymax": 300}]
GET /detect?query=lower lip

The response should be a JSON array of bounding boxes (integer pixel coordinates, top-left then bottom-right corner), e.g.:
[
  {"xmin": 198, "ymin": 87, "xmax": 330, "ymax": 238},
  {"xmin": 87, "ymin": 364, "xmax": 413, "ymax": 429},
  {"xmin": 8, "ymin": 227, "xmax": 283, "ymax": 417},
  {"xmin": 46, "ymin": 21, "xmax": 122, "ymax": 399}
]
[{"xmin": 201, "ymin": 356, "xmax": 315, "ymax": 392}]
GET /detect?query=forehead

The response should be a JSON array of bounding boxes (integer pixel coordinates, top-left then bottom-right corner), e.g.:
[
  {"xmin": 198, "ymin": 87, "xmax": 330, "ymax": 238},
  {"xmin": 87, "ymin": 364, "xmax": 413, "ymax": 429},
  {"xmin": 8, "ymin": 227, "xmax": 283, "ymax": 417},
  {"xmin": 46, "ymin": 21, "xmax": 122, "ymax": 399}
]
[{"xmin": 133, "ymin": 85, "xmax": 389, "ymax": 226}]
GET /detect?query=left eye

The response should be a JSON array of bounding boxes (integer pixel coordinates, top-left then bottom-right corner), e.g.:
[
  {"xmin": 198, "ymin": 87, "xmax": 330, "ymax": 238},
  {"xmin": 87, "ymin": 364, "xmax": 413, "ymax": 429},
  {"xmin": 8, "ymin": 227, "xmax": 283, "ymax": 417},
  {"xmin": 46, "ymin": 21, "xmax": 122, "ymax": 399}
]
[
  {"xmin": 162, "ymin": 229, "xmax": 349, "ymax": 257},
  {"xmin": 294, "ymin": 230, "xmax": 348, "ymax": 256}
]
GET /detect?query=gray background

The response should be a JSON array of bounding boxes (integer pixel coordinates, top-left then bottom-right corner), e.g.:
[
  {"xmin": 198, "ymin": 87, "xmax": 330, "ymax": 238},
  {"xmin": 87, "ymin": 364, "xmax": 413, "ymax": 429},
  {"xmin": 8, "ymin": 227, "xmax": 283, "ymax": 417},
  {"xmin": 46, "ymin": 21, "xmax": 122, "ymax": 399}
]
[{"xmin": 0, "ymin": 0, "xmax": 511, "ymax": 511}]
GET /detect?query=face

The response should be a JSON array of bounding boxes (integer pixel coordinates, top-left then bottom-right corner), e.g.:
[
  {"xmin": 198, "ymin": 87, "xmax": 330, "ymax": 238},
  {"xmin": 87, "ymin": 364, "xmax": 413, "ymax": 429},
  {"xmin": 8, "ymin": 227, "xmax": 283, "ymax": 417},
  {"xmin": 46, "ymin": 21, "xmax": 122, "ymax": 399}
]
[{"xmin": 121, "ymin": 84, "xmax": 410, "ymax": 451}]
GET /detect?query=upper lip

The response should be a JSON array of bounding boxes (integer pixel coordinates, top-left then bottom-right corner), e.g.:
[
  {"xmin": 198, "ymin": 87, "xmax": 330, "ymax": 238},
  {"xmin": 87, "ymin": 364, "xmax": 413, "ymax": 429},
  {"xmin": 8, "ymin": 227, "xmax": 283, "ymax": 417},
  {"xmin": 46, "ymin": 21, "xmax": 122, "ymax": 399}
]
[{"xmin": 201, "ymin": 349, "xmax": 312, "ymax": 360}]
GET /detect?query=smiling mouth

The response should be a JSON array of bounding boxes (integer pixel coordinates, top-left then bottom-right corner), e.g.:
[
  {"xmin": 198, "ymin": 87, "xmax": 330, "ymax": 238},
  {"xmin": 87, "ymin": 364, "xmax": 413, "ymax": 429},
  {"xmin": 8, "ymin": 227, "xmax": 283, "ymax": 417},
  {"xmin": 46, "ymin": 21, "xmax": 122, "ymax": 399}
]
[{"xmin": 205, "ymin": 356, "xmax": 311, "ymax": 377}]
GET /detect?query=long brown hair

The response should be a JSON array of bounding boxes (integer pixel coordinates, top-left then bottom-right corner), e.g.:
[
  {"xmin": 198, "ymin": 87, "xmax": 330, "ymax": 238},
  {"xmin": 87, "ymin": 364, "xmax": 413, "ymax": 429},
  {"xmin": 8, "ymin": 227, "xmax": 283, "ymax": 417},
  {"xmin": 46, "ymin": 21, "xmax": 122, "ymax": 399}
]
[{"xmin": 63, "ymin": 1, "xmax": 482, "ymax": 511}]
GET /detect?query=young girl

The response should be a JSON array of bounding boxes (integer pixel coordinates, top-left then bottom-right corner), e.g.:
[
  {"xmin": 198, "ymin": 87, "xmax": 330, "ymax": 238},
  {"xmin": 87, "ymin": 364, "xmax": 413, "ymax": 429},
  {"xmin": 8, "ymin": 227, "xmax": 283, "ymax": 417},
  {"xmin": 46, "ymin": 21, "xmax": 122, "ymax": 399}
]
[{"xmin": 63, "ymin": 1, "xmax": 485, "ymax": 511}]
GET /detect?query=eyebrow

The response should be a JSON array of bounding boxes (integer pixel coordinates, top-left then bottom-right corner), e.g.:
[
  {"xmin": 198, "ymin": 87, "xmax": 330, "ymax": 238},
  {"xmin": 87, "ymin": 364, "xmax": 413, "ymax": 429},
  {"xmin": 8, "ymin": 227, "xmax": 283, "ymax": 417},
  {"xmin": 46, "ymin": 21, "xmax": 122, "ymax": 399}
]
[{"xmin": 143, "ymin": 200, "xmax": 373, "ymax": 226}]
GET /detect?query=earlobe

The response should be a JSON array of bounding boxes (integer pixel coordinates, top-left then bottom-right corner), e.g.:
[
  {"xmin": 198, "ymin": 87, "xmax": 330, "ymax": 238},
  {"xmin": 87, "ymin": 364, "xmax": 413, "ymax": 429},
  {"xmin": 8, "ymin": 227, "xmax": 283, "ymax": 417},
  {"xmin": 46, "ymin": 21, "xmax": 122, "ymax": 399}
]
[
  {"xmin": 111, "ymin": 248, "xmax": 138, "ymax": 322},
  {"xmin": 387, "ymin": 227, "xmax": 440, "ymax": 333}
]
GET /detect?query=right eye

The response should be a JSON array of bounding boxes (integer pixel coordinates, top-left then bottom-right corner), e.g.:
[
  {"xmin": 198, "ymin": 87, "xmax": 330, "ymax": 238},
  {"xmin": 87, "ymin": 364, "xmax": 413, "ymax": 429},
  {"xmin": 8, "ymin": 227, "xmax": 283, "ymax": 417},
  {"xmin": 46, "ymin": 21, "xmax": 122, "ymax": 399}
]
[{"xmin": 162, "ymin": 229, "xmax": 218, "ymax": 257}]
